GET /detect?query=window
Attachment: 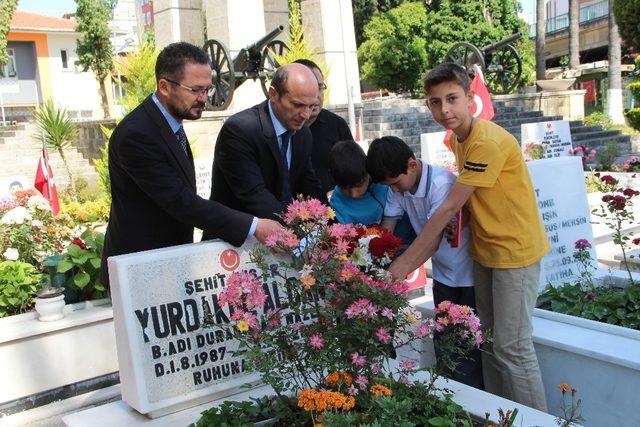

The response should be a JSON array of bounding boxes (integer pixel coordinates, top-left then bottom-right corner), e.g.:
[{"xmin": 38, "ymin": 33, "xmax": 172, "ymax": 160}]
[
  {"xmin": 2, "ymin": 48, "xmax": 17, "ymax": 78},
  {"xmin": 61, "ymin": 49, "xmax": 69, "ymax": 69}
]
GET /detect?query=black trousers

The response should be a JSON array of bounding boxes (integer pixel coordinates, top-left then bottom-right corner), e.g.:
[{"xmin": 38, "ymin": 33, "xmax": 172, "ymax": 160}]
[{"xmin": 432, "ymin": 280, "xmax": 485, "ymax": 390}]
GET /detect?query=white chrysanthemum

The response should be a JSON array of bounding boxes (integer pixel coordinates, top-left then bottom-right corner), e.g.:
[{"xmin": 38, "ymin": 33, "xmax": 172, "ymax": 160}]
[
  {"xmin": 2, "ymin": 248, "xmax": 19, "ymax": 261},
  {"xmin": 1, "ymin": 206, "xmax": 32, "ymax": 225},
  {"xmin": 27, "ymin": 194, "xmax": 51, "ymax": 211},
  {"xmin": 31, "ymin": 219, "xmax": 43, "ymax": 228},
  {"xmin": 299, "ymin": 264, "xmax": 313, "ymax": 276}
]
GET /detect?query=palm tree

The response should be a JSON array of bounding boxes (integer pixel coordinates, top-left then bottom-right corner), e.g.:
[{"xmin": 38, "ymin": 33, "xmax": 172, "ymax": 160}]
[
  {"xmin": 536, "ymin": 0, "xmax": 546, "ymax": 82},
  {"xmin": 606, "ymin": 0, "xmax": 624, "ymax": 124},
  {"xmin": 33, "ymin": 99, "xmax": 79, "ymax": 200},
  {"xmin": 569, "ymin": 0, "xmax": 580, "ymax": 70}
]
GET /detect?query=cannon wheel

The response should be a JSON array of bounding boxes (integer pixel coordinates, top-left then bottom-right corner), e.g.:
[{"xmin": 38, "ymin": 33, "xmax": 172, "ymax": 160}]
[
  {"xmin": 260, "ymin": 40, "xmax": 288, "ymax": 98},
  {"xmin": 203, "ymin": 39, "xmax": 235, "ymax": 110},
  {"xmin": 484, "ymin": 44, "xmax": 522, "ymax": 95},
  {"xmin": 446, "ymin": 42, "xmax": 485, "ymax": 74}
]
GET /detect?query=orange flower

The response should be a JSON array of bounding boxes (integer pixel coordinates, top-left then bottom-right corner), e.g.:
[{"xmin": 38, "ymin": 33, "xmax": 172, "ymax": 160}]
[
  {"xmin": 325, "ymin": 371, "xmax": 353, "ymax": 388},
  {"xmin": 558, "ymin": 383, "xmax": 570, "ymax": 392},
  {"xmin": 370, "ymin": 384, "xmax": 393, "ymax": 397},
  {"xmin": 297, "ymin": 389, "xmax": 354, "ymax": 412}
]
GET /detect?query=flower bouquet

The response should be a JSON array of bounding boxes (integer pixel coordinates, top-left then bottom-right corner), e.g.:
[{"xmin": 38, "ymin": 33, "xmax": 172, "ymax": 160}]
[{"xmin": 193, "ymin": 198, "xmax": 486, "ymax": 426}]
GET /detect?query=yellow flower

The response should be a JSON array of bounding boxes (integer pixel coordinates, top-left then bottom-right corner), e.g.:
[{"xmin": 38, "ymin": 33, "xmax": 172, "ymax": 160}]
[
  {"xmin": 325, "ymin": 208, "xmax": 335, "ymax": 219},
  {"xmin": 236, "ymin": 320, "xmax": 249, "ymax": 332},
  {"xmin": 407, "ymin": 313, "xmax": 417, "ymax": 323}
]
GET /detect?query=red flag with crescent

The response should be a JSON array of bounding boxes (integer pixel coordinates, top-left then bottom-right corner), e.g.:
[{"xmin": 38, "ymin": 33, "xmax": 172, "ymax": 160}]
[{"xmin": 34, "ymin": 146, "xmax": 60, "ymax": 215}]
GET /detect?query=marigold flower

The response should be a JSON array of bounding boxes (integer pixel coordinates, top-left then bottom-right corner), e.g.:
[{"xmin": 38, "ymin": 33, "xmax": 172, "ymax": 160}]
[
  {"xmin": 325, "ymin": 371, "xmax": 353, "ymax": 387},
  {"xmin": 558, "ymin": 383, "xmax": 570, "ymax": 392},
  {"xmin": 370, "ymin": 384, "xmax": 393, "ymax": 397}
]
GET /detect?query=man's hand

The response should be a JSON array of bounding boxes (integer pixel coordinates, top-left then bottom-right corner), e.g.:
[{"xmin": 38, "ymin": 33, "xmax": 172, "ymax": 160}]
[
  {"xmin": 387, "ymin": 256, "xmax": 412, "ymax": 282},
  {"xmin": 254, "ymin": 218, "xmax": 283, "ymax": 245}
]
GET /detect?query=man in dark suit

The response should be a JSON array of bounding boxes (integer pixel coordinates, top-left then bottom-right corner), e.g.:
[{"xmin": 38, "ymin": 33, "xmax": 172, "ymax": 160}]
[
  {"xmin": 101, "ymin": 42, "xmax": 282, "ymax": 288},
  {"xmin": 293, "ymin": 59, "xmax": 353, "ymax": 195},
  {"xmin": 204, "ymin": 63, "xmax": 325, "ymax": 231}
]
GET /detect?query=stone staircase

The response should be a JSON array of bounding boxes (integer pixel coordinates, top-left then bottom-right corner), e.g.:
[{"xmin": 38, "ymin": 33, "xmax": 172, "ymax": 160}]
[
  {"xmin": 361, "ymin": 98, "xmax": 635, "ymax": 157},
  {"xmin": 0, "ymin": 122, "xmax": 99, "ymax": 191}
]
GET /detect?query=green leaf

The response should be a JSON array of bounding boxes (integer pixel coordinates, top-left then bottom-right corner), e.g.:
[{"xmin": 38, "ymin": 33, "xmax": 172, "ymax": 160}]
[
  {"xmin": 73, "ymin": 271, "xmax": 91, "ymax": 289},
  {"xmin": 57, "ymin": 259, "xmax": 74, "ymax": 273},
  {"xmin": 89, "ymin": 257, "xmax": 101, "ymax": 269}
]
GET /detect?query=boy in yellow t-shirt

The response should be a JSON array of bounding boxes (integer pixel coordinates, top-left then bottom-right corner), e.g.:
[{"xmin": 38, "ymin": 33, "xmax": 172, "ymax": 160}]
[{"xmin": 387, "ymin": 63, "xmax": 550, "ymax": 411}]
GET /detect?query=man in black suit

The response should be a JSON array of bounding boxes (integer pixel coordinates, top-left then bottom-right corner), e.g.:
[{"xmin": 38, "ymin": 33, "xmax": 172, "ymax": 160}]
[
  {"xmin": 101, "ymin": 42, "xmax": 282, "ymax": 288},
  {"xmin": 204, "ymin": 63, "xmax": 325, "ymax": 231},
  {"xmin": 293, "ymin": 59, "xmax": 353, "ymax": 195}
]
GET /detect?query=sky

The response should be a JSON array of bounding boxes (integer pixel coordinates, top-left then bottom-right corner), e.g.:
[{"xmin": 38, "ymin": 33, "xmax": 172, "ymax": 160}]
[
  {"xmin": 16, "ymin": 0, "xmax": 77, "ymax": 18},
  {"xmin": 16, "ymin": 0, "xmax": 537, "ymax": 21}
]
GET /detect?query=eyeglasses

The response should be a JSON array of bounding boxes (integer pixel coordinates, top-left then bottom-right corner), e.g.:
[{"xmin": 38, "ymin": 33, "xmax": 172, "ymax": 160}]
[
  {"xmin": 318, "ymin": 82, "xmax": 327, "ymax": 91},
  {"xmin": 164, "ymin": 78, "xmax": 213, "ymax": 97}
]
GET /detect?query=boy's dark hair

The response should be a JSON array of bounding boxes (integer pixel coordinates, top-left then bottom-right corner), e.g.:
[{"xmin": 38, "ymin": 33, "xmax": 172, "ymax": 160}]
[
  {"xmin": 155, "ymin": 42, "xmax": 209, "ymax": 82},
  {"xmin": 366, "ymin": 136, "xmax": 415, "ymax": 183},
  {"xmin": 423, "ymin": 63, "xmax": 471, "ymax": 94},
  {"xmin": 329, "ymin": 140, "xmax": 367, "ymax": 187},
  {"xmin": 293, "ymin": 58, "xmax": 322, "ymax": 74}
]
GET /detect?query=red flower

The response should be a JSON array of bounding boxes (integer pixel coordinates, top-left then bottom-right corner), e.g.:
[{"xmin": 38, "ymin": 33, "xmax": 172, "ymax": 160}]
[
  {"xmin": 600, "ymin": 175, "xmax": 618, "ymax": 186},
  {"xmin": 622, "ymin": 188, "xmax": 640, "ymax": 198},
  {"xmin": 574, "ymin": 239, "xmax": 592, "ymax": 250},
  {"xmin": 71, "ymin": 237, "xmax": 88, "ymax": 250},
  {"xmin": 368, "ymin": 229, "xmax": 402, "ymax": 258},
  {"xmin": 633, "ymin": 237, "xmax": 640, "ymax": 246},
  {"xmin": 607, "ymin": 195, "xmax": 627, "ymax": 211}
]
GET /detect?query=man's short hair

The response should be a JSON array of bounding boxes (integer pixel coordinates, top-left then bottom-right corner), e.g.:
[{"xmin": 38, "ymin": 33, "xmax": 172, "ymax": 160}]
[
  {"xmin": 366, "ymin": 136, "xmax": 415, "ymax": 183},
  {"xmin": 293, "ymin": 58, "xmax": 322, "ymax": 74},
  {"xmin": 423, "ymin": 63, "xmax": 471, "ymax": 94},
  {"xmin": 155, "ymin": 42, "xmax": 209, "ymax": 82},
  {"xmin": 329, "ymin": 140, "xmax": 367, "ymax": 188},
  {"xmin": 270, "ymin": 66, "xmax": 289, "ymax": 95}
]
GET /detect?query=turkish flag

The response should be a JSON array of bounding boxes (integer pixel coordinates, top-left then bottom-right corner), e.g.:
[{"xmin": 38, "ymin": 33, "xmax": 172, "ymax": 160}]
[
  {"xmin": 34, "ymin": 147, "xmax": 60, "ymax": 215},
  {"xmin": 404, "ymin": 265, "xmax": 428, "ymax": 292},
  {"xmin": 442, "ymin": 66, "xmax": 494, "ymax": 152}
]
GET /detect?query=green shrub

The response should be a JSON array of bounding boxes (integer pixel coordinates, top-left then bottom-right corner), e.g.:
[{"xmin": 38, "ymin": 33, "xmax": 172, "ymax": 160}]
[
  {"xmin": 625, "ymin": 108, "xmax": 640, "ymax": 131},
  {"xmin": 596, "ymin": 140, "xmax": 619, "ymax": 171},
  {"xmin": 57, "ymin": 229, "xmax": 108, "ymax": 301},
  {"xmin": 584, "ymin": 111, "xmax": 613, "ymax": 129},
  {"xmin": 0, "ymin": 260, "xmax": 41, "ymax": 317}
]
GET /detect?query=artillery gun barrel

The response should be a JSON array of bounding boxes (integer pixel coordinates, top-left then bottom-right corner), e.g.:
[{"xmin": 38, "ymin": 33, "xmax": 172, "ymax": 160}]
[
  {"xmin": 481, "ymin": 32, "xmax": 521, "ymax": 53},
  {"xmin": 245, "ymin": 25, "xmax": 285, "ymax": 55}
]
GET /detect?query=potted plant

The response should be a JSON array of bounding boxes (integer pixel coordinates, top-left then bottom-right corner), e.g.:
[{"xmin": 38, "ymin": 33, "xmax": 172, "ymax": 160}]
[{"xmin": 191, "ymin": 199, "xmax": 491, "ymax": 425}]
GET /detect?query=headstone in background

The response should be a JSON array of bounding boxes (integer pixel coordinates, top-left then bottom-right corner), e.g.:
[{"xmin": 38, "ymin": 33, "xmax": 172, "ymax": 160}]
[
  {"xmin": 521, "ymin": 120, "xmax": 573, "ymax": 161},
  {"xmin": 0, "ymin": 175, "xmax": 30, "ymax": 199},
  {"xmin": 194, "ymin": 158, "xmax": 213, "ymax": 199},
  {"xmin": 420, "ymin": 132, "xmax": 456, "ymax": 172},
  {"xmin": 527, "ymin": 156, "xmax": 596, "ymax": 291},
  {"xmin": 108, "ymin": 239, "xmax": 288, "ymax": 418}
]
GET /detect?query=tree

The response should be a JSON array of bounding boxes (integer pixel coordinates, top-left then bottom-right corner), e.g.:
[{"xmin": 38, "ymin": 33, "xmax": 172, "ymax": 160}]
[
  {"xmin": 612, "ymin": 0, "xmax": 640, "ymax": 52},
  {"xmin": 606, "ymin": 0, "xmax": 624, "ymax": 124},
  {"xmin": 568, "ymin": 0, "xmax": 579, "ymax": 70},
  {"xmin": 0, "ymin": 0, "xmax": 18, "ymax": 75},
  {"xmin": 34, "ymin": 100, "xmax": 79, "ymax": 201},
  {"xmin": 358, "ymin": 0, "xmax": 534, "ymax": 92},
  {"xmin": 535, "ymin": 0, "xmax": 546, "ymax": 80},
  {"xmin": 358, "ymin": 2, "xmax": 428, "ymax": 92},
  {"xmin": 75, "ymin": 0, "xmax": 113, "ymax": 118},
  {"xmin": 352, "ymin": 0, "xmax": 407, "ymax": 46}
]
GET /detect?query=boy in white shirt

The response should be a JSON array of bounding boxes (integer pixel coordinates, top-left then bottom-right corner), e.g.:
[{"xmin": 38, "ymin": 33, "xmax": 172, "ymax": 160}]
[{"xmin": 367, "ymin": 135, "xmax": 483, "ymax": 389}]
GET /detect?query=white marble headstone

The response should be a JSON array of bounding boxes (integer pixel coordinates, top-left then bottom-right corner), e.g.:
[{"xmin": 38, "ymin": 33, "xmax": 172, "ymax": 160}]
[
  {"xmin": 527, "ymin": 156, "xmax": 596, "ymax": 291},
  {"xmin": 521, "ymin": 120, "xmax": 573, "ymax": 160},
  {"xmin": 108, "ymin": 239, "xmax": 287, "ymax": 418},
  {"xmin": 420, "ymin": 132, "xmax": 457, "ymax": 171}
]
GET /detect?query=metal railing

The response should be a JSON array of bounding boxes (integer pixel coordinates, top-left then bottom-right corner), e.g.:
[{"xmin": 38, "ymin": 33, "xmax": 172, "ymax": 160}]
[{"xmin": 528, "ymin": 0, "xmax": 609, "ymax": 37}]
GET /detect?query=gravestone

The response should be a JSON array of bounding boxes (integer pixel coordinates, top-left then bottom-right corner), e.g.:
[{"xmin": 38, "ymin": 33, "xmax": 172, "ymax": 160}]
[
  {"xmin": 527, "ymin": 156, "xmax": 596, "ymax": 290},
  {"xmin": 108, "ymin": 239, "xmax": 288, "ymax": 418},
  {"xmin": 521, "ymin": 120, "xmax": 573, "ymax": 161},
  {"xmin": 194, "ymin": 157, "xmax": 213, "ymax": 199},
  {"xmin": 420, "ymin": 132, "xmax": 456, "ymax": 171}
]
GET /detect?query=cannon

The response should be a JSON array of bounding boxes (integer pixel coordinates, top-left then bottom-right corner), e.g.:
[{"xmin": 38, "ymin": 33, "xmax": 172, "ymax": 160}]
[
  {"xmin": 203, "ymin": 26, "xmax": 289, "ymax": 110},
  {"xmin": 445, "ymin": 33, "xmax": 523, "ymax": 95}
]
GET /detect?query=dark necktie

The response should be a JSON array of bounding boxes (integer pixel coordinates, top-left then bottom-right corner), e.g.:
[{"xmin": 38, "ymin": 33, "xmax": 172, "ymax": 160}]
[
  {"xmin": 280, "ymin": 130, "xmax": 293, "ymax": 206},
  {"xmin": 175, "ymin": 125, "xmax": 189, "ymax": 156}
]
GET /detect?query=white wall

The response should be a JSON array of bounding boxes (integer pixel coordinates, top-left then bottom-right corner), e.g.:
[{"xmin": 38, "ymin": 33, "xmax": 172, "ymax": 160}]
[{"xmin": 46, "ymin": 33, "xmax": 102, "ymax": 119}]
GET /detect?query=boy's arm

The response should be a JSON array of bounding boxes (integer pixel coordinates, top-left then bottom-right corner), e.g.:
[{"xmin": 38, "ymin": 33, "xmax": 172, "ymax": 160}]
[
  {"xmin": 381, "ymin": 218, "xmax": 397, "ymax": 232},
  {"xmin": 388, "ymin": 182, "xmax": 476, "ymax": 280}
]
